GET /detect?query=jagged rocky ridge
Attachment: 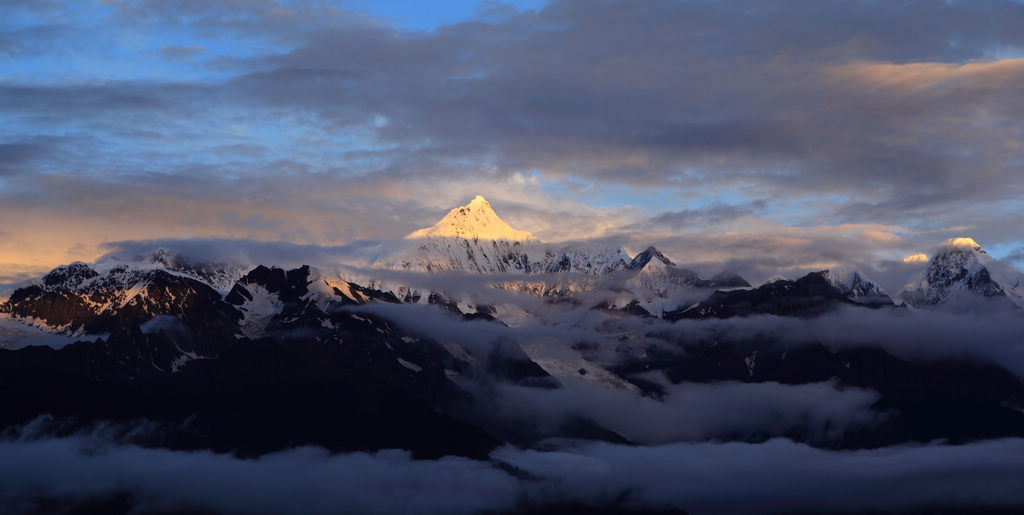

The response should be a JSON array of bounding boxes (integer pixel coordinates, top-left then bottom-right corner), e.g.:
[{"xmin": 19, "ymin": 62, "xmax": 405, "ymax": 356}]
[
  {"xmin": 379, "ymin": 197, "xmax": 1024, "ymax": 316},
  {"xmin": 363, "ymin": 196, "xmax": 922, "ymax": 318},
  {"xmin": 0, "ymin": 263, "xmax": 239, "ymax": 355},
  {"xmin": 822, "ymin": 269, "xmax": 892, "ymax": 305},
  {"xmin": 665, "ymin": 270, "xmax": 892, "ymax": 321}
]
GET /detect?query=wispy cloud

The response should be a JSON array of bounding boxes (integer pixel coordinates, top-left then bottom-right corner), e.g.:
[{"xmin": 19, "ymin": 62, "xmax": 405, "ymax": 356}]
[{"xmin": 2, "ymin": 0, "xmax": 1023, "ymax": 278}]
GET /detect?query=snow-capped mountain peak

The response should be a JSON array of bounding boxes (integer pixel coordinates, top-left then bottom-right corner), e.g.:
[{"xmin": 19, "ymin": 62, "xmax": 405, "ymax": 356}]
[
  {"xmin": 369, "ymin": 197, "xmax": 757, "ymax": 314},
  {"xmin": 42, "ymin": 262, "xmax": 100, "ymax": 291},
  {"xmin": 821, "ymin": 269, "xmax": 892, "ymax": 305},
  {"xmin": 406, "ymin": 195, "xmax": 536, "ymax": 242},
  {"xmin": 627, "ymin": 246, "xmax": 674, "ymax": 270},
  {"xmin": 900, "ymin": 237, "xmax": 1024, "ymax": 308}
]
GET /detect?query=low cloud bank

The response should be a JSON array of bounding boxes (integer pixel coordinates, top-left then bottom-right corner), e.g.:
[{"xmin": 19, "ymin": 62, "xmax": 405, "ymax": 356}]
[
  {"xmin": 0, "ymin": 315, "xmax": 81, "ymax": 350},
  {"xmin": 2, "ymin": 432, "xmax": 1024, "ymax": 514},
  {"xmin": 355, "ymin": 298, "xmax": 1024, "ymax": 379},
  {"xmin": 0, "ymin": 434, "xmax": 517, "ymax": 515},
  {"xmin": 96, "ymin": 237, "xmax": 388, "ymax": 271},
  {"xmin": 494, "ymin": 378, "xmax": 883, "ymax": 445},
  {"xmin": 500, "ymin": 437, "xmax": 1024, "ymax": 514}
]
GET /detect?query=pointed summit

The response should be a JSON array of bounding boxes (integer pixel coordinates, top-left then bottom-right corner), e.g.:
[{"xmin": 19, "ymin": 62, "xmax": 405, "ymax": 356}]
[
  {"xmin": 900, "ymin": 237, "xmax": 1024, "ymax": 308},
  {"xmin": 627, "ymin": 246, "xmax": 674, "ymax": 270},
  {"xmin": 406, "ymin": 195, "xmax": 536, "ymax": 241}
]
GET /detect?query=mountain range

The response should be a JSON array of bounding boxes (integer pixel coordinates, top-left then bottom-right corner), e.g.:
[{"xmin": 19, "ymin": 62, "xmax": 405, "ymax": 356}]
[
  {"xmin": 2, "ymin": 196, "xmax": 1024, "ymax": 514},
  {"xmin": 5, "ymin": 196, "xmax": 1024, "ymax": 334},
  {"xmin": 364, "ymin": 196, "xmax": 1024, "ymax": 317}
]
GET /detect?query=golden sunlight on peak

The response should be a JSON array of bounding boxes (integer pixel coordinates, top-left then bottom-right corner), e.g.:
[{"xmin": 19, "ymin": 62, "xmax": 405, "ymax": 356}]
[
  {"xmin": 902, "ymin": 253, "xmax": 929, "ymax": 264},
  {"xmin": 405, "ymin": 195, "xmax": 536, "ymax": 241},
  {"xmin": 942, "ymin": 237, "xmax": 981, "ymax": 249}
]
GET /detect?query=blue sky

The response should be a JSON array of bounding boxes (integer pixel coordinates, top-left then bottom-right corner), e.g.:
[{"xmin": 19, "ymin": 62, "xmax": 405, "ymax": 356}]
[
  {"xmin": 345, "ymin": 0, "xmax": 548, "ymax": 30},
  {"xmin": 2, "ymin": 0, "xmax": 1023, "ymax": 281}
]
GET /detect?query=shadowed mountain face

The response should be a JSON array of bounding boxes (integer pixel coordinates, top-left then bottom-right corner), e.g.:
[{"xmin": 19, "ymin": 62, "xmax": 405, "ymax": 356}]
[
  {"xmin": 0, "ymin": 332, "xmax": 501, "ymax": 460},
  {"xmin": 664, "ymin": 271, "xmax": 889, "ymax": 320},
  {"xmin": 1, "ymin": 264, "xmax": 240, "ymax": 356},
  {"xmin": 0, "ymin": 263, "xmax": 622, "ymax": 459}
]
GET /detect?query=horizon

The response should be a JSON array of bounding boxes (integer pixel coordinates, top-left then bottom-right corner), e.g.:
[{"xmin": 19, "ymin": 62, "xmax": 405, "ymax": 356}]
[{"xmin": 2, "ymin": 191, "xmax": 1012, "ymax": 296}]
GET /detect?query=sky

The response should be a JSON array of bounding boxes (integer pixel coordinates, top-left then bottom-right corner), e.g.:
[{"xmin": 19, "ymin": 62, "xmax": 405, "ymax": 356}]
[{"xmin": 2, "ymin": 0, "xmax": 1024, "ymax": 283}]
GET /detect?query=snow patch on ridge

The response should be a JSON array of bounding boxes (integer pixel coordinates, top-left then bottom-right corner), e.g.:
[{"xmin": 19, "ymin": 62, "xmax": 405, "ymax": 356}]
[
  {"xmin": 822, "ymin": 269, "xmax": 891, "ymax": 305},
  {"xmin": 234, "ymin": 284, "xmax": 283, "ymax": 337}
]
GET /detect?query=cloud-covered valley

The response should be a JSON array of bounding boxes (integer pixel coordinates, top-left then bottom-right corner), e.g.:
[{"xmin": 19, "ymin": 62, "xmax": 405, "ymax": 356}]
[{"xmin": 3, "ymin": 430, "xmax": 1024, "ymax": 515}]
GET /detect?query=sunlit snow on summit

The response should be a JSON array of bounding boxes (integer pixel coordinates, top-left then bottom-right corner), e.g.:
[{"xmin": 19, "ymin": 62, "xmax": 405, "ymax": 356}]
[
  {"xmin": 405, "ymin": 195, "xmax": 537, "ymax": 242},
  {"xmin": 942, "ymin": 237, "xmax": 983, "ymax": 250}
]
